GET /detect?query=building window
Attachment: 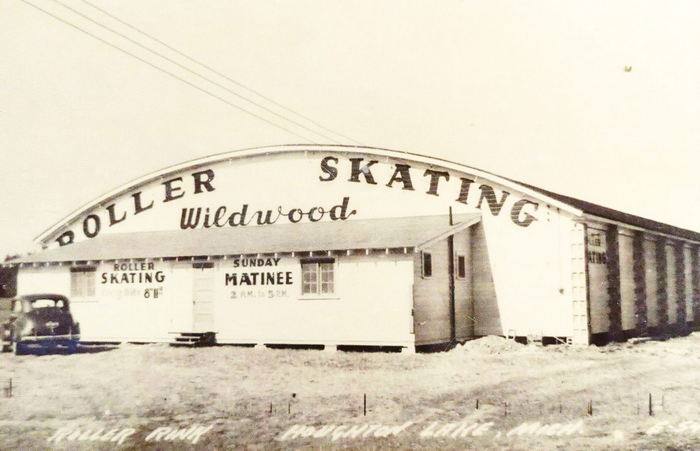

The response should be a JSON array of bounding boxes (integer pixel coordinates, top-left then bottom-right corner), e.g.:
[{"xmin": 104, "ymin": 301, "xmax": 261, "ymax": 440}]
[
  {"xmin": 456, "ymin": 255, "xmax": 466, "ymax": 279},
  {"xmin": 301, "ymin": 258, "xmax": 335, "ymax": 295},
  {"xmin": 70, "ymin": 266, "xmax": 96, "ymax": 297},
  {"xmin": 421, "ymin": 252, "xmax": 432, "ymax": 278}
]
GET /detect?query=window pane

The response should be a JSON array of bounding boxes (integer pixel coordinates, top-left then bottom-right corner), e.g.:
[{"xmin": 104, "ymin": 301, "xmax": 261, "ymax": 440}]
[
  {"xmin": 86, "ymin": 271, "xmax": 95, "ymax": 296},
  {"xmin": 457, "ymin": 256, "xmax": 466, "ymax": 279},
  {"xmin": 422, "ymin": 252, "xmax": 432, "ymax": 277},
  {"xmin": 302, "ymin": 263, "xmax": 318, "ymax": 294},
  {"xmin": 71, "ymin": 271, "xmax": 95, "ymax": 297},
  {"xmin": 70, "ymin": 272, "xmax": 82, "ymax": 297},
  {"xmin": 320, "ymin": 263, "xmax": 334, "ymax": 294}
]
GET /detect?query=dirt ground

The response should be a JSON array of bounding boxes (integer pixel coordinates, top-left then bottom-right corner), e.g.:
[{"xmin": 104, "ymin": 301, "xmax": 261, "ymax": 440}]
[{"xmin": 1, "ymin": 334, "xmax": 700, "ymax": 450}]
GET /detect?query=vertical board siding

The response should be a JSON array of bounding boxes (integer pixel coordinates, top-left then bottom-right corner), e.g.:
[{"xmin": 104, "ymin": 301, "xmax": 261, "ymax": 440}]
[
  {"xmin": 655, "ymin": 238, "xmax": 669, "ymax": 330},
  {"xmin": 644, "ymin": 238, "xmax": 659, "ymax": 327},
  {"xmin": 570, "ymin": 222, "xmax": 590, "ymax": 345},
  {"xmin": 684, "ymin": 246, "xmax": 694, "ymax": 324},
  {"xmin": 587, "ymin": 226, "xmax": 610, "ymax": 334},
  {"xmin": 618, "ymin": 231, "xmax": 636, "ymax": 332},
  {"xmin": 453, "ymin": 229, "xmax": 474, "ymax": 340},
  {"xmin": 413, "ymin": 240, "xmax": 452, "ymax": 345},
  {"xmin": 693, "ymin": 247, "xmax": 700, "ymax": 327},
  {"xmin": 605, "ymin": 226, "xmax": 622, "ymax": 338},
  {"xmin": 665, "ymin": 243, "xmax": 677, "ymax": 326},
  {"xmin": 632, "ymin": 231, "xmax": 648, "ymax": 335},
  {"xmin": 673, "ymin": 242, "xmax": 687, "ymax": 332},
  {"xmin": 471, "ymin": 222, "xmax": 500, "ymax": 336}
]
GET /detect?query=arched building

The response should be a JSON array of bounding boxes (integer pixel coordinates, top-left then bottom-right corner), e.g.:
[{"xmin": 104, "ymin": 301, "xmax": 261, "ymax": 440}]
[{"xmin": 5, "ymin": 145, "xmax": 700, "ymax": 350}]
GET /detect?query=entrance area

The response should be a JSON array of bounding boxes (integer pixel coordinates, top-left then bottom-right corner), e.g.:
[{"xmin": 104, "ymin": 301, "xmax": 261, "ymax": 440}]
[{"xmin": 192, "ymin": 263, "xmax": 215, "ymax": 332}]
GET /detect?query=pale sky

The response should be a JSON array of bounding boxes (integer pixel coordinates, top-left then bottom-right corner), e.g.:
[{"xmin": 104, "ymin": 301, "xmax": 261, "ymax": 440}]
[{"xmin": 1, "ymin": 0, "xmax": 699, "ymax": 256}]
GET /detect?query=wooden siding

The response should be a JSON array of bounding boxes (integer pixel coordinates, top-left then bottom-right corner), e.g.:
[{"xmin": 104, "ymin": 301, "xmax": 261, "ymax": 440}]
[
  {"xmin": 412, "ymin": 240, "xmax": 451, "ymax": 345},
  {"xmin": 587, "ymin": 225, "xmax": 609, "ymax": 334},
  {"xmin": 666, "ymin": 243, "xmax": 677, "ymax": 326},
  {"xmin": 471, "ymin": 222, "xmax": 500, "ymax": 336},
  {"xmin": 684, "ymin": 245, "xmax": 694, "ymax": 323},
  {"xmin": 570, "ymin": 222, "xmax": 590, "ymax": 345},
  {"xmin": 605, "ymin": 225, "xmax": 623, "ymax": 339},
  {"xmin": 693, "ymin": 247, "xmax": 700, "ymax": 325},
  {"xmin": 19, "ymin": 255, "xmax": 415, "ymax": 346},
  {"xmin": 453, "ymin": 229, "xmax": 474, "ymax": 340},
  {"xmin": 643, "ymin": 237, "xmax": 659, "ymax": 327},
  {"xmin": 618, "ymin": 231, "xmax": 636, "ymax": 332},
  {"xmin": 632, "ymin": 231, "xmax": 649, "ymax": 335},
  {"xmin": 673, "ymin": 242, "xmax": 687, "ymax": 330},
  {"xmin": 654, "ymin": 237, "xmax": 669, "ymax": 329},
  {"xmin": 214, "ymin": 254, "xmax": 414, "ymax": 346}
]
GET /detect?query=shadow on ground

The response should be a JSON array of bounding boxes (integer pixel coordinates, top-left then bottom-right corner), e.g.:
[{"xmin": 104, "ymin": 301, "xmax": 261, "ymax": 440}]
[{"xmin": 13, "ymin": 344, "xmax": 119, "ymax": 356}]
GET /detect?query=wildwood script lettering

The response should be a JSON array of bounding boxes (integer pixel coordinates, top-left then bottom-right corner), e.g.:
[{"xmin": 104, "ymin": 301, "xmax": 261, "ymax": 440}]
[{"xmin": 179, "ymin": 196, "xmax": 356, "ymax": 230}]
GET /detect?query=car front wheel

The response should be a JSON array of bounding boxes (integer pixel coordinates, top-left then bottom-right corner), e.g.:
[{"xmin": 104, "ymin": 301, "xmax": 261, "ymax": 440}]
[{"xmin": 67, "ymin": 340, "xmax": 79, "ymax": 354}]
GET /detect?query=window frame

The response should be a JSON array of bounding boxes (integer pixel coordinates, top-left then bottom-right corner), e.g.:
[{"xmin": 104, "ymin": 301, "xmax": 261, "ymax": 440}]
[
  {"xmin": 456, "ymin": 254, "xmax": 467, "ymax": 279},
  {"xmin": 421, "ymin": 251, "xmax": 433, "ymax": 278},
  {"xmin": 70, "ymin": 266, "xmax": 96, "ymax": 298},
  {"xmin": 300, "ymin": 257, "xmax": 337, "ymax": 299}
]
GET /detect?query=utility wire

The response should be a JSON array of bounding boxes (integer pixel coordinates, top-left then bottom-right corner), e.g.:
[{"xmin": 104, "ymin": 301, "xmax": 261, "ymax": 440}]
[
  {"xmin": 48, "ymin": 0, "xmax": 339, "ymax": 144},
  {"xmin": 79, "ymin": 0, "xmax": 362, "ymax": 146},
  {"xmin": 20, "ymin": 0, "xmax": 319, "ymax": 143}
]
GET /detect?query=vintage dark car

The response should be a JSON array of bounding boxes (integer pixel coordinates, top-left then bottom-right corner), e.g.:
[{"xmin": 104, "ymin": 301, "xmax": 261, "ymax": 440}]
[{"xmin": 0, "ymin": 294, "xmax": 80, "ymax": 355}]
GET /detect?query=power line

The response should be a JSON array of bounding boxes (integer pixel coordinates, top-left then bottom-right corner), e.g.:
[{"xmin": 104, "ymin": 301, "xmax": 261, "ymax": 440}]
[
  {"xmin": 20, "ymin": 0, "xmax": 319, "ymax": 143},
  {"xmin": 79, "ymin": 0, "xmax": 363, "ymax": 146},
  {"xmin": 47, "ymin": 0, "xmax": 340, "ymax": 144}
]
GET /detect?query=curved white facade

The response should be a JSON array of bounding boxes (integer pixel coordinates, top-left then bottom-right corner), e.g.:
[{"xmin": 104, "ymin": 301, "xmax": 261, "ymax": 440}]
[{"xmin": 14, "ymin": 145, "xmax": 698, "ymax": 348}]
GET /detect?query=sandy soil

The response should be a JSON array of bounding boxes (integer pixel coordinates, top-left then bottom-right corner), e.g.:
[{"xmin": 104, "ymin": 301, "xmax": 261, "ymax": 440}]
[{"xmin": 1, "ymin": 334, "xmax": 700, "ymax": 450}]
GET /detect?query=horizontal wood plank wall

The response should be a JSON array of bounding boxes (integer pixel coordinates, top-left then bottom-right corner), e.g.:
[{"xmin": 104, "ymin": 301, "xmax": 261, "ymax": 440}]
[
  {"xmin": 472, "ymin": 222, "xmax": 500, "ymax": 336},
  {"xmin": 605, "ymin": 225, "xmax": 623, "ymax": 340},
  {"xmin": 632, "ymin": 231, "xmax": 648, "ymax": 336}
]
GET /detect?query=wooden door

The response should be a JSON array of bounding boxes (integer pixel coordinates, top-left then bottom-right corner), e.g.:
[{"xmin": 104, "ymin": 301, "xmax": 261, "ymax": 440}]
[{"xmin": 192, "ymin": 264, "xmax": 215, "ymax": 332}]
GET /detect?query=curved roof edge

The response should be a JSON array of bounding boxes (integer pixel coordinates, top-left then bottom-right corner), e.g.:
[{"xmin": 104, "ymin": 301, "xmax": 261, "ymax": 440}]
[{"xmin": 34, "ymin": 144, "xmax": 695, "ymax": 245}]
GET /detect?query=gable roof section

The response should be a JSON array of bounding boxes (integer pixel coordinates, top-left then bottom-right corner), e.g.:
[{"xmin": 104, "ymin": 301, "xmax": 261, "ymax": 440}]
[
  {"xmin": 15, "ymin": 214, "xmax": 480, "ymax": 264},
  {"xmin": 515, "ymin": 181, "xmax": 700, "ymax": 242}
]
